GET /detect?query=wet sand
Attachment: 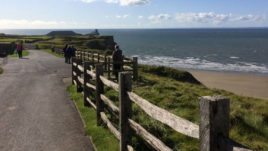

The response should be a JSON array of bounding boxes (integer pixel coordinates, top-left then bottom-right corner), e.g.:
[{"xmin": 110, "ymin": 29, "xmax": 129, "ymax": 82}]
[{"xmin": 189, "ymin": 70, "xmax": 268, "ymax": 100}]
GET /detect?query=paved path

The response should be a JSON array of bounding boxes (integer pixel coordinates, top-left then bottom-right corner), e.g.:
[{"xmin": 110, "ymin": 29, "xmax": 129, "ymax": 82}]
[{"xmin": 0, "ymin": 50, "xmax": 94, "ymax": 151}]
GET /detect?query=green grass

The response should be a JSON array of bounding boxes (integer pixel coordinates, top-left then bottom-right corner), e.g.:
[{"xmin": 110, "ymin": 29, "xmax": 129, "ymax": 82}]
[
  {"xmin": 0, "ymin": 67, "xmax": 3, "ymax": 74},
  {"xmin": 99, "ymin": 66, "xmax": 268, "ymax": 151},
  {"xmin": 131, "ymin": 67, "xmax": 268, "ymax": 150},
  {"xmin": 67, "ymin": 85, "xmax": 119, "ymax": 151},
  {"xmin": 10, "ymin": 50, "xmax": 29, "ymax": 57},
  {"xmin": 42, "ymin": 49, "xmax": 64, "ymax": 58}
]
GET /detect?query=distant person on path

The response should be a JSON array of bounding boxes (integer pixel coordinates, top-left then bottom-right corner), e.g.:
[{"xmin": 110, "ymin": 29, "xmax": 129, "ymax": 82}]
[
  {"xmin": 71, "ymin": 46, "xmax": 77, "ymax": 59},
  {"xmin": 112, "ymin": 44, "xmax": 123, "ymax": 80},
  {"xmin": 16, "ymin": 41, "xmax": 24, "ymax": 59},
  {"xmin": 66, "ymin": 45, "xmax": 73, "ymax": 64},
  {"xmin": 63, "ymin": 44, "xmax": 69, "ymax": 63}
]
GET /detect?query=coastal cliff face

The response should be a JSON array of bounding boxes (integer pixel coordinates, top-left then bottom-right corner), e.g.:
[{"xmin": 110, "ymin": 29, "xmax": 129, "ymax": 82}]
[
  {"xmin": 34, "ymin": 35, "xmax": 115, "ymax": 52},
  {"xmin": 47, "ymin": 31, "xmax": 82, "ymax": 36},
  {"xmin": 84, "ymin": 36, "xmax": 115, "ymax": 50}
]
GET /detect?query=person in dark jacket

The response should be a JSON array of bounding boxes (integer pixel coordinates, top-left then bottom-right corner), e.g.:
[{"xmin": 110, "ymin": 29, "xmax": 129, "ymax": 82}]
[
  {"xmin": 112, "ymin": 44, "xmax": 123, "ymax": 80},
  {"xmin": 16, "ymin": 41, "xmax": 24, "ymax": 59},
  {"xmin": 63, "ymin": 44, "xmax": 69, "ymax": 63},
  {"xmin": 71, "ymin": 46, "xmax": 76, "ymax": 58},
  {"xmin": 66, "ymin": 45, "xmax": 73, "ymax": 64}
]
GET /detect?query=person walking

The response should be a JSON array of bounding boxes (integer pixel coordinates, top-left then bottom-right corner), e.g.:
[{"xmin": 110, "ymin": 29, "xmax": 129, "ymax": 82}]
[
  {"xmin": 112, "ymin": 44, "xmax": 123, "ymax": 80},
  {"xmin": 63, "ymin": 44, "xmax": 69, "ymax": 63},
  {"xmin": 66, "ymin": 45, "xmax": 72, "ymax": 64},
  {"xmin": 16, "ymin": 41, "xmax": 24, "ymax": 59},
  {"xmin": 71, "ymin": 46, "xmax": 76, "ymax": 59}
]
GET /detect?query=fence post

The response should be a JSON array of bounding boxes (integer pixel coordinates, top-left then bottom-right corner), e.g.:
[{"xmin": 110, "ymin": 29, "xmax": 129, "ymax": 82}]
[
  {"xmin": 200, "ymin": 96, "xmax": 230, "ymax": 151},
  {"xmin": 104, "ymin": 55, "xmax": 107, "ymax": 71},
  {"xmin": 119, "ymin": 72, "xmax": 132, "ymax": 151},
  {"xmin": 95, "ymin": 64, "xmax": 104, "ymax": 126},
  {"xmin": 133, "ymin": 57, "xmax": 138, "ymax": 81},
  {"xmin": 87, "ymin": 52, "xmax": 90, "ymax": 62},
  {"xmin": 72, "ymin": 57, "xmax": 76, "ymax": 85},
  {"xmin": 98, "ymin": 53, "xmax": 100, "ymax": 63},
  {"xmin": 92, "ymin": 52, "xmax": 95, "ymax": 66},
  {"xmin": 84, "ymin": 61, "xmax": 91, "ymax": 107},
  {"xmin": 108, "ymin": 57, "xmax": 111, "ymax": 80},
  {"xmin": 80, "ymin": 51, "xmax": 83, "ymax": 61},
  {"xmin": 76, "ymin": 59, "xmax": 83, "ymax": 92}
]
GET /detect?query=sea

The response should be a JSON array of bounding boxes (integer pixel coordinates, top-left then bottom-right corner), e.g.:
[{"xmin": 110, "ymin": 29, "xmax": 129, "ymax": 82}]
[{"xmin": 1, "ymin": 28, "xmax": 268, "ymax": 75}]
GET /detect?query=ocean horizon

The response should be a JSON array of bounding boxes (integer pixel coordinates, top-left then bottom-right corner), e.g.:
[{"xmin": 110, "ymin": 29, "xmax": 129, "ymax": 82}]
[{"xmin": 1, "ymin": 28, "xmax": 268, "ymax": 75}]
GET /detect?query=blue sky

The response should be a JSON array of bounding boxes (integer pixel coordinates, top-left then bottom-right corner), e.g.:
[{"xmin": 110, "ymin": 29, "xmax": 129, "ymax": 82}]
[{"xmin": 0, "ymin": 0, "xmax": 268, "ymax": 28}]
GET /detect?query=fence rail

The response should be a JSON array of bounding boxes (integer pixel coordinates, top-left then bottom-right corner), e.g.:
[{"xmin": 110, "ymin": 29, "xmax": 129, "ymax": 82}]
[
  {"xmin": 72, "ymin": 57, "xmax": 252, "ymax": 151},
  {"xmin": 75, "ymin": 50, "xmax": 138, "ymax": 80}
]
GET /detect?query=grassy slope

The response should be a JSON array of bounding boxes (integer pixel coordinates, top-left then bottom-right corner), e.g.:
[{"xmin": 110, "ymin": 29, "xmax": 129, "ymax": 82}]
[
  {"xmin": 67, "ymin": 64, "xmax": 268, "ymax": 151},
  {"xmin": 42, "ymin": 49, "xmax": 64, "ymax": 58},
  {"xmin": 67, "ymin": 85, "xmax": 119, "ymax": 151},
  {"xmin": 0, "ymin": 67, "xmax": 3, "ymax": 74},
  {"xmin": 133, "ymin": 67, "xmax": 268, "ymax": 150},
  {"xmin": 10, "ymin": 50, "xmax": 29, "ymax": 57},
  {"xmin": 101, "ymin": 65, "xmax": 268, "ymax": 151}
]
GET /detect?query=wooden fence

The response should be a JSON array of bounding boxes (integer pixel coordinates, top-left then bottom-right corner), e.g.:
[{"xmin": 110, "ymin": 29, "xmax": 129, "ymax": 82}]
[
  {"xmin": 75, "ymin": 50, "xmax": 138, "ymax": 81},
  {"xmin": 71, "ymin": 57, "xmax": 252, "ymax": 151}
]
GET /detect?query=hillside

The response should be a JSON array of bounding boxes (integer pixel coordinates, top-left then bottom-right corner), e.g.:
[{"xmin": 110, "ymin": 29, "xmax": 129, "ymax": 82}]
[{"xmin": 46, "ymin": 31, "xmax": 82, "ymax": 36}]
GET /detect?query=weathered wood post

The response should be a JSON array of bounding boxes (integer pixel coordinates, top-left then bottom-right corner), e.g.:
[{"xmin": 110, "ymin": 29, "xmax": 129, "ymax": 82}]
[
  {"xmin": 200, "ymin": 96, "xmax": 230, "ymax": 151},
  {"xmin": 104, "ymin": 55, "xmax": 107, "ymax": 71},
  {"xmin": 119, "ymin": 72, "xmax": 132, "ymax": 151},
  {"xmin": 87, "ymin": 52, "xmax": 90, "ymax": 62},
  {"xmin": 83, "ymin": 51, "xmax": 85, "ymax": 61},
  {"xmin": 95, "ymin": 64, "xmax": 104, "ymax": 126},
  {"xmin": 133, "ymin": 57, "xmax": 138, "ymax": 81},
  {"xmin": 92, "ymin": 52, "xmax": 95, "ymax": 66},
  {"xmin": 108, "ymin": 57, "xmax": 111, "ymax": 80},
  {"xmin": 84, "ymin": 61, "xmax": 91, "ymax": 107},
  {"xmin": 72, "ymin": 57, "xmax": 76, "ymax": 85},
  {"xmin": 80, "ymin": 51, "xmax": 83, "ymax": 61},
  {"xmin": 76, "ymin": 59, "xmax": 83, "ymax": 92}
]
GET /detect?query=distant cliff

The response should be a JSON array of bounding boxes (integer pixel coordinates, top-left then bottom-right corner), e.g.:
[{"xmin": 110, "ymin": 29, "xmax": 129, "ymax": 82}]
[
  {"xmin": 84, "ymin": 36, "xmax": 115, "ymax": 50},
  {"xmin": 47, "ymin": 31, "xmax": 81, "ymax": 36}
]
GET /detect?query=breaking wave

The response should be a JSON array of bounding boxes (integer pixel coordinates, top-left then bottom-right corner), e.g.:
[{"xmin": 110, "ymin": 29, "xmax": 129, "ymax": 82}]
[{"xmin": 135, "ymin": 55, "xmax": 268, "ymax": 74}]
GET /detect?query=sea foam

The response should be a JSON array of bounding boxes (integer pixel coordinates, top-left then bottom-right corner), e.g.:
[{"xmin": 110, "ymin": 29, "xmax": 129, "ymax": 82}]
[{"xmin": 136, "ymin": 55, "xmax": 268, "ymax": 74}]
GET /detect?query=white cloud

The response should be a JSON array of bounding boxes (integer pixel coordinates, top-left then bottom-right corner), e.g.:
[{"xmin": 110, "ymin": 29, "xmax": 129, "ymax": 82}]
[
  {"xmin": 115, "ymin": 14, "xmax": 129, "ymax": 19},
  {"xmin": 0, "ymin": 19, "xmax": 88, "ymax": 29},
  {"xmin": 175, "ymin": 12, "xmax": 231, "ymax": 24},
  {"xmin": 234, "ymin": 14, "xmax": 265, "ymax": 22},
  {"xmin": 119, "ymin": 0, "xmax": 150, "ymax": 6},
  {"xmin": 175, "ymin": 12, "xmax": 265, "ymax": 25},
  {"xmin": 138, "ymin": 16, "xmax": 144, "ymax": 19},
  {"xmin": 82, "ymin": 0, "xmax": 150, "ymax": 6},
  {"xmin": 148, "ymin": 14, "xmax": 171, "ymax": 23},
  {"xmin": 105, "ymin": 0, "xmax": 119, "ymax": 3},
  {"xmin": 80, "ymin": 0, "xmax": 97, "ymax": 3}
]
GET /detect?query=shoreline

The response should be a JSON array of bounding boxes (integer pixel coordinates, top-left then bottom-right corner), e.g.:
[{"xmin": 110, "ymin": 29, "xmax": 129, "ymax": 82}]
[{"xmin": 187, "ymin": 69, "xmax": 268, "ymax": 100}]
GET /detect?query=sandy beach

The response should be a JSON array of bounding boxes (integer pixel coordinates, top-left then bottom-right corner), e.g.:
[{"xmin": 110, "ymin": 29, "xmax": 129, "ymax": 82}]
[{"xmin": 189, "ymin": 70, "xmax": 268, "ymax": 100}]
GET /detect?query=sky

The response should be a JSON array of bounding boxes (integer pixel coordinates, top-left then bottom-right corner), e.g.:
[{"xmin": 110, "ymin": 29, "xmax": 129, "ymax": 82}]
[{"xmin": 0, "ymin": 0, "xmax": 268, "ymax": 29}]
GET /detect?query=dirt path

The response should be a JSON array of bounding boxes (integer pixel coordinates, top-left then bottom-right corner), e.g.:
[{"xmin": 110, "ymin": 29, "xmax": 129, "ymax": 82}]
[{"xmin": 0, "ymin": 50, "xmax": 94, "ymax": 151}]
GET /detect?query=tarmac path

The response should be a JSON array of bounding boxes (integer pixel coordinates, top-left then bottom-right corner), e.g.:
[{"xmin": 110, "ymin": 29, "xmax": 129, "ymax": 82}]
[{"xmin": 0, "ymin": 50, "xmax": 94, "ymax": 151}]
